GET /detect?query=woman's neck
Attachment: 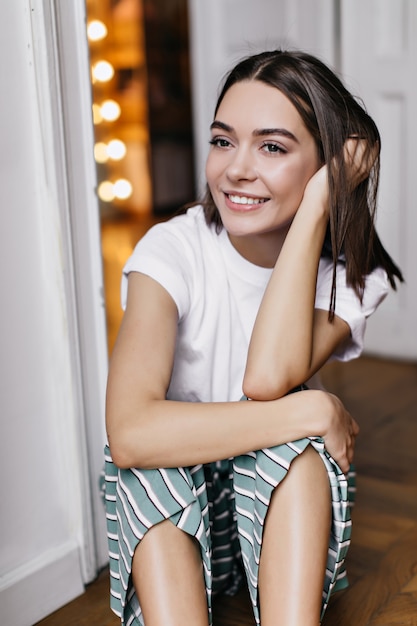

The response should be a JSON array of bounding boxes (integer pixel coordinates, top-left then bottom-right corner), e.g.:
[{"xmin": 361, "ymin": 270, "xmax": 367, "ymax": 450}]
[{"xmin": 227, "ymin": 227, "xmax": 290, "ymax": 268}]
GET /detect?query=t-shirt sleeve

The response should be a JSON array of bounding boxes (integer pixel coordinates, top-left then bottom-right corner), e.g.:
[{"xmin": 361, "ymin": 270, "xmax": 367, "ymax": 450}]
[
  {"xmin": 120, "ymin": 221, "xmax": 192, "ymax": 319},
  {"xmin": 315, "ymin": 258, "xmax": 390, "ymax": 361}
]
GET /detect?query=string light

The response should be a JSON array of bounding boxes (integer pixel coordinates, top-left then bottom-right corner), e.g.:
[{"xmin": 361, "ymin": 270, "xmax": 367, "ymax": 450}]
[
  {"xmin": 94, "ymin": 142, "xmax": 109, "ymax": 163},
  {"xmin": 94, "ymin": 140, "xmax": 127, "ymax": 163},
  {"xmin": 92, "ymin": 60, "xmax": 114, "ymax": 83},
  {"xmin": 107, "ymin": 139, "xmax": 127, "ymax": 160},
  {"xmin": 98, "ymin": 181, "xmax": 115, "ymax": 202},
  {"xmin": 97, "ymin": 179, "xmax": 133, "ymax": 202},
  {"xmin": 100, "ymin": 100, "xmax": 121, "ymax": 122},
  {"xmin": 92, "ymin": 103, "xmax": 103, "ymax": 124},
  {"xmin": 113, "ymin": 179, "xmax": 133, "ymax": 200},
  {"xmin": 87, "ymin": 5, "xmax": 142, "ymax": 207},
  {"xmin": 87, "ymin": 20, "xmax": 108, "ymax": 42}
]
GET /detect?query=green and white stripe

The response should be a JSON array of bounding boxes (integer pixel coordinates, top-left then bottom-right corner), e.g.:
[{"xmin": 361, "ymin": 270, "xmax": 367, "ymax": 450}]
[{"xmin": 104, "ymin": 434, "xmax": 353, "ymax": 626}]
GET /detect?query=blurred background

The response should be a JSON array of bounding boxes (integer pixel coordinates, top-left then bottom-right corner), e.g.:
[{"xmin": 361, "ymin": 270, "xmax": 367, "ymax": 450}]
[{"xmin": 86, "ymin": 0, "xmax": 195, "ymax": 351}]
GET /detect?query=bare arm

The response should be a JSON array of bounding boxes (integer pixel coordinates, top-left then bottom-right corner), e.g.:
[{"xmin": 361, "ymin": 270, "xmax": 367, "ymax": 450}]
[
  {"xmin": 243, "ymin": 166, "xmax": 349, "ymax": 399},
  {"xmin": 106, "ymin": 272, "xmax": 356, "ymax": 473},
  {"xmin": 244, "ymin": 140, "xmax": 372, "ymax": 400}
]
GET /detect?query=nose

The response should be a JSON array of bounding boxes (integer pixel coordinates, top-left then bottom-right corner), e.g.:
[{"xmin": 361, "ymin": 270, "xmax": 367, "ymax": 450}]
[{"xmin": 226, "ymin": 145, "xmax": 257, "ymax": 182}]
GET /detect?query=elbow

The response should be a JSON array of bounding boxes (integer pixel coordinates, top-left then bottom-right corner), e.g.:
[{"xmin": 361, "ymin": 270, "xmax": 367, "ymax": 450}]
[
  {"xmin": 109, "ymin": 449, "xmax": 131, "ymax": 470},
  {"xmin": 242, "ymin": 366, "xmax": 307, "ymax": 401},
  {"xmin": 107, "ymin": 419, "xmax": 149, "ymax": 469},
  {"xmin": 107, "ymin": 414, "xmax": 162, "ymax": 470},
  {"xmin": 106, "ymin": 400, "xmax": 163, "ymax": 469},
  {"xmin": 242, "ymin": 370, "xmax": 290, "ymax": 401},
  {"xmin": 107, "ymin": 434, "xmax": 137, "ymax": 469}
]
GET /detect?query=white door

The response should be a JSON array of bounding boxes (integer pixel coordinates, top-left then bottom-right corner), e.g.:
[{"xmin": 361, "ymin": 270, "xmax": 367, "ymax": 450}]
[
  {"xmin": 188, "ymin": 0, "xmax": 337, "ymax": 192},
  {"xmin": 341, "ymin": 0, "xmax": 417, "ymax": 359}
]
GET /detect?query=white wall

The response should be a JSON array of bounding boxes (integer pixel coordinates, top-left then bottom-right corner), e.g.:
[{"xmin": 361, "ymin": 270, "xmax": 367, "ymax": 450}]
[{"xmin": 0, "ymin": 2, "xmax": 108, "ymax": 624}]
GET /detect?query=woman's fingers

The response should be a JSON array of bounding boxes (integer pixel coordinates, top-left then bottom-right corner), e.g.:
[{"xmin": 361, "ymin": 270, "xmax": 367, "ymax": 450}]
[
  {"xmin": 351, "ymin": 416, "xmax": 360, "ymax": 436},
  {"xmin": 321, "ymin": 392, "xmax": 359, "ymax": 473},
  {"xmin": 344, "ymin": 137, "xmax": 378, "ymax": 187}
]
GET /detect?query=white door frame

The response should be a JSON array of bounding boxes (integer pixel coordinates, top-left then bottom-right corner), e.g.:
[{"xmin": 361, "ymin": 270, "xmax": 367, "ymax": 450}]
[
  {"xmin": 53, "ymin": 0, "xmax": 110, "ymax": 574},
  {"xmin": 32, "ymin": 0, "xmax": 109, "ymax": 579}
]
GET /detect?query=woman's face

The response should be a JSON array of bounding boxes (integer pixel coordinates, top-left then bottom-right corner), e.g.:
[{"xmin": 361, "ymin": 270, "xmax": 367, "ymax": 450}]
[{"xmin": 205, "ymin": 80, "xmax": 320, "ymax": 265}]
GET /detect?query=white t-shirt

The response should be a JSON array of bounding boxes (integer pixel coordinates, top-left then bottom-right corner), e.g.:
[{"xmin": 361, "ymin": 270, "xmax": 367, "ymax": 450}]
[{"xmin": 122, "ymin": 205, "xmax": 389, "ymax": 402}]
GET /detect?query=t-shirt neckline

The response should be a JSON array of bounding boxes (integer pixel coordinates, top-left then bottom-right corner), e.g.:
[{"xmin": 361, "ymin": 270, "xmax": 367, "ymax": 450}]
[{"xmin": 218, "ymin": 227, "xmax": 273, "ymax": 285}]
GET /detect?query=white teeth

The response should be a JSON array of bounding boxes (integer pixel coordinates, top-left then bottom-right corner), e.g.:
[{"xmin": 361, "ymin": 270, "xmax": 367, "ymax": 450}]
[{"xmin": 228, "ymin": 194, "xmax": 265, "ymax": 205}]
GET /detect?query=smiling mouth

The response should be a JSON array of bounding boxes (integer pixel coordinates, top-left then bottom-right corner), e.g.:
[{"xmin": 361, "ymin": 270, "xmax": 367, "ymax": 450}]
[{"xmin": 226, "ymin": 193, "xmax": 269, "ymax": 206}]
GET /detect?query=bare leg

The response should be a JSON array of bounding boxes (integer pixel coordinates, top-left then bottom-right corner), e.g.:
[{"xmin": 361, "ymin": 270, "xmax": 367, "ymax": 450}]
[
  {"xmin": 132, "ymin": 519, "xmax": 209, "ymax": 626},
  {"xmin": 258, "ymin": 445, "xmax": 331, "ymax": 626}
]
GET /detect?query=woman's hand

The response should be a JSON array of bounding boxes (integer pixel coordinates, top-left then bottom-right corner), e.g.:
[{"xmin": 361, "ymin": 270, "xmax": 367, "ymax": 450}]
[
  {"xmin": 302, "ymin": 163, "xmax": 330, "ymax": 214},
  {"xmin": 317, "ymin": 390, "xmax": 360, "ymax": 474},
  {"xmin": 301, "ymin": 137, "xmax": 379, "ymax": 217},
  {"xmin": 344, "ymin": 136, "xmax": 379, "ymax": 189}
]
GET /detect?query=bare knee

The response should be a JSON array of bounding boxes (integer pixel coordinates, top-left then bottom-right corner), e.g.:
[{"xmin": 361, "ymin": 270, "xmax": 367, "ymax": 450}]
[
  {"xmin": 293, "ymin": 443, "xmax": 326, "ymax": 470},
  {"xmin": 283, "ymin": 444, "xmax": 328, "ymax": 487},
  {"xmin": 132, "ymin": 521, "xmax": 208, "ymax": 626},
  {"xmin": 133, "ymin": 519, "xmax": 202, "ymax": 581},
  {"xmin": 269, "ymin": 444, "xmax": 331, "ymax": 516}
]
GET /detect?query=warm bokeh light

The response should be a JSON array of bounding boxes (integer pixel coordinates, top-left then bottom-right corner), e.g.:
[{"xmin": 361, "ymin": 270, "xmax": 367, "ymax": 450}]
[
  {"xmin": 98, "ymin": 180, "xmax": 115, "ymax": 202},
  {"xmin": 113, "ymin": 179, "xmax": 133, "ymax": 200},
  {"xmin": 87, "ymin": 20, "xmax": 108, "ymax": 42},
  {"xmin": 92, "ymin": 103, "xmax": 103, "ymax": 124},
  {"xmin": 100, "ymin": 100, "xmax": 121, "ymax": 122},
  {"xmin": 92, "ymin": 60, "xmax": 114, "ymax": 83},
  {"xmin": 94, "ymin": 142, "xmax": 109, "ymax": 163},
  {"xmin": 87, "ymin": 0, "xmax": 153, "ymax": 221},
  {"xmin": 107, "ymin": 139, "xmax": 127, "ymax": 160}
]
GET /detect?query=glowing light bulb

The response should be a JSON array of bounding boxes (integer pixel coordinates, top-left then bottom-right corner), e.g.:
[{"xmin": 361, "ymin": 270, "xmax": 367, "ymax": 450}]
[
  {"xmin": 92, "ymin": 103, "xmax": 103, "ymax": 124},
  {"xmin": 98, "ymin": 181, "xmax": 115, "ymax": 202},
  {"xmin": 94, "ymin": 142, "xmax": 109, "ymax": 163},
  {"xmin": 113, "ymin": 179, "xmax": 132, "ymax": 200},
  {"xmin": 107, "ymin": 139, "xmax": 127, "ymax": 160},
  {"xmin": 92, "ymin": 60, "xmax": 114, "ymax": 83},
  {"xmin": 87, "ymin": 20, "xmax": 108, "ymax": 42},
  {"xmin": 100, "ymin": 100, "xmax": 121, "ymax": 122}
]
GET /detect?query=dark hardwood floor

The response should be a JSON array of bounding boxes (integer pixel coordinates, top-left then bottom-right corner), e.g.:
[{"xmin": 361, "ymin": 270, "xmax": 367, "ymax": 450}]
[{"xmin": 36, "ymin": 355, "xmax": 417, "ymax": 625}]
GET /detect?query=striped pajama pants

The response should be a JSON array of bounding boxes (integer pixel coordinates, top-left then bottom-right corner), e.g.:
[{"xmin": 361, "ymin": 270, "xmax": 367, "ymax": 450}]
[{"xmin": 104, "ymin": 436, "xmax": 354, "ymax": 626}]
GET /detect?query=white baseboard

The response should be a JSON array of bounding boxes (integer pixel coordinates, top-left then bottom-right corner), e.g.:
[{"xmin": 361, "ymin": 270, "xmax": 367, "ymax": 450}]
[{"xmin": 0, "ymin": 541, "xmax": 85, "ymax": 626}]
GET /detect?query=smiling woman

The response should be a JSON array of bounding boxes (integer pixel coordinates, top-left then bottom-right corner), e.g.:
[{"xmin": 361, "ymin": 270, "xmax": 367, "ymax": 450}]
[
  {"xmin": 103, "ymin": 49, "xmax": 403, "ymax": 626},
  {"xmin": 205, "ymin": 81, "xmax": 320, "ymax": 266}
]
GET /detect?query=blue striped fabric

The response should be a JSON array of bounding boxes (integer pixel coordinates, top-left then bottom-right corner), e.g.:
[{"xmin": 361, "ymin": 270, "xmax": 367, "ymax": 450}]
[{"xmin": 104, "ymin": 436, "xmax": 353, "ymax": 626}]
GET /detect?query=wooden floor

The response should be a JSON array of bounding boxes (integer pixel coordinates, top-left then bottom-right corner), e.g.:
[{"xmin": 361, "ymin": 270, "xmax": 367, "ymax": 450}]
[{"xmin": 36, "ymin": 354, "xmax": 417, "ymax": 625}]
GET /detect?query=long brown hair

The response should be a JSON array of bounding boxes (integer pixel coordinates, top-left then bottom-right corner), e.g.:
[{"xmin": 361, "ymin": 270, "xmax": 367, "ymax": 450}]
[{"xmin": 202, "ymin": 50, "xmax": 403, "ymax": 317}]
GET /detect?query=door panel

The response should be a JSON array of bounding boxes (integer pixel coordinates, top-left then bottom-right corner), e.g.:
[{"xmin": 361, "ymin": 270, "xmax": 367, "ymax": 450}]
[{"xmin": 341, "ymin": 0, "xmax": 417, "ymax": 358}]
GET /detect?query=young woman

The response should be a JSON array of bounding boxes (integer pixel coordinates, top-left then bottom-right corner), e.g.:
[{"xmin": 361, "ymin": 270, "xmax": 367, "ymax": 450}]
[{"xmin": 104, "ymin": 50, "xmax": 403, "ymax": 626}]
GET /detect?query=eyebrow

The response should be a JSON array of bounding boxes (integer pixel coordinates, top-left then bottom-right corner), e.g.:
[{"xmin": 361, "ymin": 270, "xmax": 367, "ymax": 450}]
[{"xmin": 210, "ymin": 120, "xmax": 299, "ymax": 143}]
